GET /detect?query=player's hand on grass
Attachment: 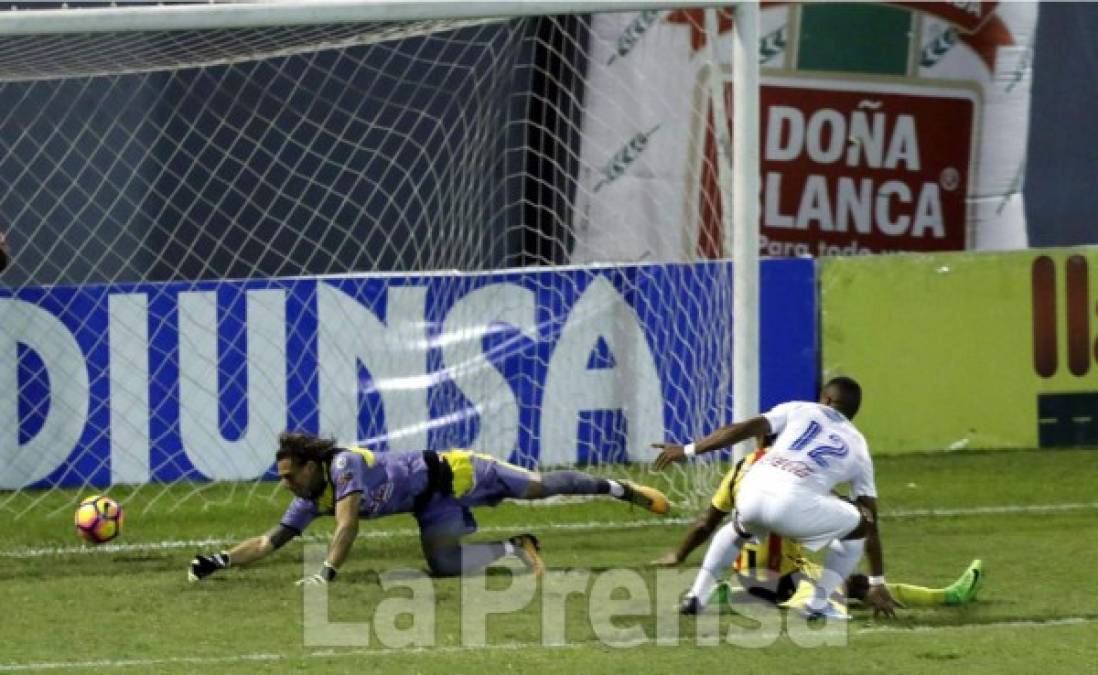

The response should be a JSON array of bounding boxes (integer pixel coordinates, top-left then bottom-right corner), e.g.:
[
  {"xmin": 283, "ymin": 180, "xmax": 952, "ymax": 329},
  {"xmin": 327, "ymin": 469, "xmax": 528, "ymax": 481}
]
[
  {"xmin": 650, "ymin": 551, "xmax": 682, "ymax": 567},
  {"xmin": 188, "ymin": 552, "xmax": 230, "ymax": 582},
  {"xmin": 295, "ymin": 563, "xmax": 337, "ymax": 586},
  {"xmin": 864, "ymin": 584, "xmax": 903, "ymax": 619},
  {"xmin": 651, "ymin": 443, "xmax": 686, "ymax": 470},
  {"xmin": 295, "ymin": 574, "xmax": 327, "ymax": 586}
]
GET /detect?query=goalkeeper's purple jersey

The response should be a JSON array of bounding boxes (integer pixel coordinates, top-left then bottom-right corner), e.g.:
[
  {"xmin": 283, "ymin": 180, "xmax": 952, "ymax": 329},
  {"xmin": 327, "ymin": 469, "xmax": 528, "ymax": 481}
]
[{"xmin": 279, "ymin": 448, "xmax": 429, "ymax": 533}]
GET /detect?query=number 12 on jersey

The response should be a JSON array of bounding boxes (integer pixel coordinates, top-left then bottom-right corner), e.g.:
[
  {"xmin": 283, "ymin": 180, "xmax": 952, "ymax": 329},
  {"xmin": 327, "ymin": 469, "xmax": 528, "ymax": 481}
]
[{"xmin": 789, "ymin": 421, "xmax": 849, "ymax": 468}]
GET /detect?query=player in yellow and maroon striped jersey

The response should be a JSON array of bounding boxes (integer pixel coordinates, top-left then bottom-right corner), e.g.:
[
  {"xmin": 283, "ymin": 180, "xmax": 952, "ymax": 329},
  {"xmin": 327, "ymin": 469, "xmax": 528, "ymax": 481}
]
[{"xmin": 654, "ymin": 436, "xmax": 983, "ymax": 609}]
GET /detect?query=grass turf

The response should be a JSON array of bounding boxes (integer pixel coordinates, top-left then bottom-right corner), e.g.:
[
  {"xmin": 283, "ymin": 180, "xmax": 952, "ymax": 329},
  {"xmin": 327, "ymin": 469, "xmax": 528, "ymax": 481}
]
[{"xmin": 2, "ymin": 448, "xmax": 1097, "ymax": 673}]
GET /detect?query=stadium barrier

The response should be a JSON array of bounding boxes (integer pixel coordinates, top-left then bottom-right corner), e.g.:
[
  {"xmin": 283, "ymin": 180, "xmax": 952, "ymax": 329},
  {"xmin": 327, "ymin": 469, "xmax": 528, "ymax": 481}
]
[
  {"xmin": 821, "ymin": 246, "xmax": 1098, "ymax": 453},
  {"xmin": 0, "ymin": 258, "xmax": 816, "ymax": 489}
]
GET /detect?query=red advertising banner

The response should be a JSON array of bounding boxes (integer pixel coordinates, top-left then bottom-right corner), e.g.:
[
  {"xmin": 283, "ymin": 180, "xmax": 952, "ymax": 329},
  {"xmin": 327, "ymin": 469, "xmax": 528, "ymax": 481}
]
[
  {"xmin": 700, "ymin": 78, "xmax": 978, "ymax": 256},
  {"xmin": 573, "ymin": 5, "xmax": 1033, "ymax": 264}
]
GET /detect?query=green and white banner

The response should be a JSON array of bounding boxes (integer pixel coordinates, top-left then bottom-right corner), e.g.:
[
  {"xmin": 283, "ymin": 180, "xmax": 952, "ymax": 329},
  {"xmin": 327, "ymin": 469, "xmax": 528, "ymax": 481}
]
[{"xmin": 572, "ymin": 2, "xmax": 1037, "ymax": 262}]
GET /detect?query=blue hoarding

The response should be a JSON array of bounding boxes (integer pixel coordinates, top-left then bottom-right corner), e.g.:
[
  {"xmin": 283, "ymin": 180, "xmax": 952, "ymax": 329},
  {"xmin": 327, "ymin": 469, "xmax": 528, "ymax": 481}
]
[{"xmin": 0, "ymin": 259, "xmax": 816, "ymax": 489}]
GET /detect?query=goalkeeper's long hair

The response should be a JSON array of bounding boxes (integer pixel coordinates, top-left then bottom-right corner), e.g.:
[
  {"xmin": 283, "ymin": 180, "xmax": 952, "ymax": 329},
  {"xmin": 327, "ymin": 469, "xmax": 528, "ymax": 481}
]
[{"xmin": 275, "ymin": 431, "xmax": 339, "ymax": 466}]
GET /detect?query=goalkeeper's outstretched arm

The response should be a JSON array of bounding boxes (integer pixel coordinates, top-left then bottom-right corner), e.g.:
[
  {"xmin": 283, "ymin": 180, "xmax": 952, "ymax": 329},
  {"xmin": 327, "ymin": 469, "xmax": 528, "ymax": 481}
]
[
  {"xmin": 187, "ymin": 524, "xmax": 299, "ymax": 582},
  {"xmin": 296, "ymin": 492, "xmax": 361, "ymax": 586}
]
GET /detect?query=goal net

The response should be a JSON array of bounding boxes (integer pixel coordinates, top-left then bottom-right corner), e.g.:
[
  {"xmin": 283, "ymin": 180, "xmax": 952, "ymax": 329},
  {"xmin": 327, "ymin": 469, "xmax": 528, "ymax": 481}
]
[{"xmin": 0, "ymin": 2, "xmax": 784, "ymax": 542}]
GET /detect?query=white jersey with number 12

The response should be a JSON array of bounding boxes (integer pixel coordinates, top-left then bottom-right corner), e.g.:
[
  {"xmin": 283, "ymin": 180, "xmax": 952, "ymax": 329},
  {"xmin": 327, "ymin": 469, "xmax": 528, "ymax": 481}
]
[{"xmin": 752, "ymin": 401, "xmax": 877, "ymax": 499}]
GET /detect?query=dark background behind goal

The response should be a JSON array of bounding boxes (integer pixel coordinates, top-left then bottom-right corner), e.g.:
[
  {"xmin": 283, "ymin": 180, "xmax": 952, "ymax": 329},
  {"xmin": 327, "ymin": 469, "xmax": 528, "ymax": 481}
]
[{"xmin": 0, "ymin": 6, "xmax": 1092, "ymax": 286}]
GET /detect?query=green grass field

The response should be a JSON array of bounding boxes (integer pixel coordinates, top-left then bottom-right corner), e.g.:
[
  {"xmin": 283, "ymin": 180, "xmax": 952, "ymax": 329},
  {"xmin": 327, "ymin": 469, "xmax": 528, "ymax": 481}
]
[{"xmin": 3, "ymin": 448, "xmax": 1098, "ymax": 673}]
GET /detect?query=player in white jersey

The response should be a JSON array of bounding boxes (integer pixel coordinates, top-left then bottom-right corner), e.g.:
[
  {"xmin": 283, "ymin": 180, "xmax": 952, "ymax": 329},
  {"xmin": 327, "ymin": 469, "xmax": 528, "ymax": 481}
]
[{"xmin": 653, "ymin": 377, "xmax": 900, "ymax": 619}]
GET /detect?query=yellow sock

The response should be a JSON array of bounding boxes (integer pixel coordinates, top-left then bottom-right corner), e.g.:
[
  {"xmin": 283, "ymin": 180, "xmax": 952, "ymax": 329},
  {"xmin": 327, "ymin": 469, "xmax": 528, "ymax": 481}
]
[
  {"xmin": 887, "ymin": 582, "xmax": 946, "ymax": 607},
  {"xmin": 781, "ymin": 579, "xmax": 817, "ymax": 608},
  {"xmin": 779, "ymin": 580, "xmax": 848, "ymax": 616}
]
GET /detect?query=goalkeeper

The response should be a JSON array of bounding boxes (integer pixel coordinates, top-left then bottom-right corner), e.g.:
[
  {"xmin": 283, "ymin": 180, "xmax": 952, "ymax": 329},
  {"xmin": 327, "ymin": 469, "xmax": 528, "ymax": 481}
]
[
  {"xmin": 189, "ymin": 432, "xmax": 669, "ymax": 584},
  {"xmin": 653, "ymin": 436, "xmax": 982, "ymax": 609}
]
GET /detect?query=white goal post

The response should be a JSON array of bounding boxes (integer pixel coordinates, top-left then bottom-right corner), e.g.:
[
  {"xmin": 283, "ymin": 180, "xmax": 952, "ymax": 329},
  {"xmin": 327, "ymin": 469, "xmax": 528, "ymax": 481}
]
[
  {"xmin": 0, "ymin": 2, "xmax": 732, "ymax": 34},
  {"xmin": 0, "ymin": 1, "xmax": 767, "ymax": 523}
]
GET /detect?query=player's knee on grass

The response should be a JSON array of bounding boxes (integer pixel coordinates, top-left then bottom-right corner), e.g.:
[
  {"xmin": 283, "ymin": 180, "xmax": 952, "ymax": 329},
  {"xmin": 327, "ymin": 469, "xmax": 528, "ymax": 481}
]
[
  {"xmin": 422, "ymin": 541, "xmax": 464, "ymax": 577},
  {"xmin": 422, "ymin": 537, "xmax": 511, "ymax": 577}
]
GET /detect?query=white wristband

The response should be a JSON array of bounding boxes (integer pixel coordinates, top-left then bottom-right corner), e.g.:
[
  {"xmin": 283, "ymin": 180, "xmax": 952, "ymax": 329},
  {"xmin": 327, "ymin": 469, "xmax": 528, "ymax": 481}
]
[
  {"xmin": 868, "ymin": 575, "xmax": 886, "ymax": 587},
  {"xmin": 683, "ymin": 443, "xmax": 697, "ymax": 458}
]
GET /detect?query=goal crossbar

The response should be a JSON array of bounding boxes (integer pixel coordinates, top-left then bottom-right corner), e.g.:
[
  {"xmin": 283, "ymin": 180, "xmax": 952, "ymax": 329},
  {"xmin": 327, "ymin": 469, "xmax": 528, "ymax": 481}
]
[{"xmin": 0, "ymin": 1, "xmax": 731, "ymax": 35}]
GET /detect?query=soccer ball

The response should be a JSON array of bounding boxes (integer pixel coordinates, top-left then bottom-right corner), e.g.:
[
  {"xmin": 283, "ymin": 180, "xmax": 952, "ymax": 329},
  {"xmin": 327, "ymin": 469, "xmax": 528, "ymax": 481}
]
[{"xmin": 74, "ymin": 495, "xmax": 124, "ymax": 544}]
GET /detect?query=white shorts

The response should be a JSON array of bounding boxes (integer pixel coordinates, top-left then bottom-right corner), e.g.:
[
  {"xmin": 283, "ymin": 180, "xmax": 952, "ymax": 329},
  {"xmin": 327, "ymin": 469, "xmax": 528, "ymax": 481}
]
[{"xmin": 734, "ymin": 469, "xmax": 861, "ymax": 551}]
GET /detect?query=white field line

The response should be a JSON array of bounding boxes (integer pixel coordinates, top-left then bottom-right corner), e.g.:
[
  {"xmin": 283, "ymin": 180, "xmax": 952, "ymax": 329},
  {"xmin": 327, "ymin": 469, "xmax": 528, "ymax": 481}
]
[
  {"xmin": 0, "ymin": 642, "xmax": 580, "ymax": 672},
  {"xmin": 4, "ymin": 500, "xmax": 1098, "ymax": 559},
  {"xmin": 884, "ymin": 502, "xmax": 1098, "ymax": 518},
  {"xmin": 0, "ymin": 653, "xmax": 281, "ymax": 672},
  {"xmin": 0, "ymin": 516, "xmax": 691, "ymax": 558},
  {"xmin": 0, "ymin": 617, "xmax": 1091, "ymax": 672},
  {"xmin": 857, "ymin": 616, "xmax": 1092, "ymax": 635}
]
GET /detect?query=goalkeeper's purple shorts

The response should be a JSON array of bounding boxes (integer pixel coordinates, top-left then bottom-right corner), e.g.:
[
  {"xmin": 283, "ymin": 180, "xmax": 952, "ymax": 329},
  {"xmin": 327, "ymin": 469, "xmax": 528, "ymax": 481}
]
[{"xmin": 414, "ymin": 451, "xmax": 534, "ymax": 539}]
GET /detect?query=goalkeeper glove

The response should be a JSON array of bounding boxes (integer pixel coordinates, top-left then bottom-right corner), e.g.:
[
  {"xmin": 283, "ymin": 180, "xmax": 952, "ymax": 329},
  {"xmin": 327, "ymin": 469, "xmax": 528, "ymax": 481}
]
[
  {"xmin": 295, "ymin": 562, "xmax": 338, "ymax": 586},
  {"xmin": 188, "ymin": 551, "xmax": 230, "ymax": 582}
]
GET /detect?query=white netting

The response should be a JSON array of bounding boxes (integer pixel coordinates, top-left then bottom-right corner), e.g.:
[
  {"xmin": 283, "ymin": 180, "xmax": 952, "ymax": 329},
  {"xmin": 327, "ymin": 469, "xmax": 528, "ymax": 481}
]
[{"xmin": 0, "ymin": 5, "xmax": 736, "ymax": 524}]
